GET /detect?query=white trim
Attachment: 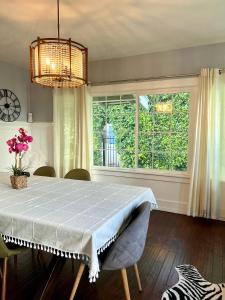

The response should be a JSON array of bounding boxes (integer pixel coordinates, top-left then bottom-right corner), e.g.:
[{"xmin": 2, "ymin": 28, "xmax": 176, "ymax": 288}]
[
  {"xmin": 30, "ymin": 122, "xmax": 53, "ymax": 127},
  {"xmin": 0, "ymin": 121, "xmax": 29, "ymax": 126},
  {"xmin": 90, "ymin": 77, "xmax": 198, "ymax": 96},
  {"xmin": 156, "ymin": 198, "xmax": 188, "ymax": 215},
  {"xmin": 92, "ymin": 167, "xmax": 190, "ymax": 184},
  {"xmin": 0, "ymin": 121, "xmax": 53, "ymax": 127}
]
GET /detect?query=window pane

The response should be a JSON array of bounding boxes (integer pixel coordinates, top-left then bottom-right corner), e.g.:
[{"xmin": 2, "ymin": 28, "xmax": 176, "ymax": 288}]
[
  {"xmin": 138, "ymin": 133, "xmax": 153, "ymax": 168},
  {"xmin": 118, "ymin": 150, "xmax": 135, "ymax": 168},
  {"xmin": 93, "ymin": 95, "xmax": 135, "ymax": 168},
  {"xmin": 139, "ymin": 112, "xmax": 153, "ymax": 133},
  {"xmin": 153, "ymin": 152, "xmax": 171, "ymax": 170},
  {"xmin": 153, "ymin": 134, "xmax": 171, "ymax": 152},
  {"xmin": 173, "ymin": 92, "xmax": 190, "ymax": 112},
  {"xmin": 171, "ymin": 152, "xmax": 188, "ymax": 171},
  {"xmin": 138, "ymin": 92, "xmax": 190, "ymax": 171},
  {"xmin": 171, "ymin": 112, "xmax": 189, "ymax": 132},
  {"xmin": 93, "ymin": 132, "xmax": 103, "ymax": 166},
  {"xmin": 154, "ymin": 114, "xmax": 171, "ymax": 132}
]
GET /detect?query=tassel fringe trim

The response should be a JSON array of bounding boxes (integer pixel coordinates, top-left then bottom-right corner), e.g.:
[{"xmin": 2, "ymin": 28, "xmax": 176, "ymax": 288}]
[
  {"xmin": 97, "ymin": 234, "xmax": 118, "ymax": 255},
  {"xmin": 0, "ymin": 232, "xmax": 118, "ymax": 283}
]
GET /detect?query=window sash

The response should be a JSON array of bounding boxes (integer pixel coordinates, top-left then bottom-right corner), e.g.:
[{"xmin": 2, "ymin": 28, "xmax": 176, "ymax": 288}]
[{"xmin": 90, "ymin": 77, "xmax": 198, "ymax": 174}]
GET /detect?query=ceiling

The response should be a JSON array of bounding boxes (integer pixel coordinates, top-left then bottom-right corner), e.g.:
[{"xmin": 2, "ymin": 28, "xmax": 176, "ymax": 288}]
[{"xmin": 1, "ymin": 0, "xmax": 225, "ymax": 68}]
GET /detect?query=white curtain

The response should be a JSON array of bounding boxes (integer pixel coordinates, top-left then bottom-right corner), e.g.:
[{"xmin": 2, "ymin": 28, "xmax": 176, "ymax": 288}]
[
  {"xmin": 189, "ymin": 68, "xmax": 225, "ymax": 219},
  {"xmin": 53, "ymin": 86, "xmax": 92, "ymax": 178}
]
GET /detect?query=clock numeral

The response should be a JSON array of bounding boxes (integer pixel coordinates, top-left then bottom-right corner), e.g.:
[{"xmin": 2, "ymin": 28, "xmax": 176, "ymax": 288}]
[
  {"xmin": 3, "ymin": 89, "xmax": 7, "ymax": 97},
  {"xmin": 11, "ymin": 95, "xmax": 17, "ymax": 101},
  {"xmin": 0, "ymin": 90, "xmax": 4, "ymax": 99},
  {"xmin": 13, "ymin": 111, "xmax": 19, "ymax": 118},
  {"xmin": 7, "ymin": 90, "xmax": 11, "ymax": 98}
]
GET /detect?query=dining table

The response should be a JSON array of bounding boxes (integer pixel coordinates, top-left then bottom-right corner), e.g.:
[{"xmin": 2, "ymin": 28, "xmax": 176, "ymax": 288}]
[{"xmin": 0, "ymin": 173, "xmax": 157, "ymax": 298}]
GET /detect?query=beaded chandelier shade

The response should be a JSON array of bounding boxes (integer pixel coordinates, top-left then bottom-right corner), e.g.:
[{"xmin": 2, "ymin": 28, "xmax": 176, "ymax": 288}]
[{"xmin": 30, "ymin": 0, "xmax": 88, "ymax": 88}]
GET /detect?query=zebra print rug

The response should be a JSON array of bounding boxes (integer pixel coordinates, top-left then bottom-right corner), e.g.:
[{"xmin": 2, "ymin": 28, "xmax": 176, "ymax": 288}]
[{"xmin": 162, "ymin": 265, "xmax": 225, "ymax": 299}]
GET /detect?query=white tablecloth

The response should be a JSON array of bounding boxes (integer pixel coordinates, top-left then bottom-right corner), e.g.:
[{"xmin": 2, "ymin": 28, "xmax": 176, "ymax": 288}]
[{"xmin": 0, "ymin": 174, "xmax": 157, "ymax": 281}]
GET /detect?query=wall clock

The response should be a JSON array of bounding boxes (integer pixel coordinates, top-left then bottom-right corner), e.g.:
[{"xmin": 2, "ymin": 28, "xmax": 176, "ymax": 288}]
[{"xmin": 0, "ymin": 89, "xmax": 21, "ymax": 122}]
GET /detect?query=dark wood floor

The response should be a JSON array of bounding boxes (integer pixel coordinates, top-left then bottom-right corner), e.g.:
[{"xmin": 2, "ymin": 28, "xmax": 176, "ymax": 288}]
[{"xmin": 3, "ymin": 210, "xmax": 225, "ymax": 300}]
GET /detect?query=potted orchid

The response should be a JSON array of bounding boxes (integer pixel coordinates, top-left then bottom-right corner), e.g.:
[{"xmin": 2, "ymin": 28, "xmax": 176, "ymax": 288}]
[{"xmin": 6, "ymin": 128, "xmax": 33, "ymax": 189}]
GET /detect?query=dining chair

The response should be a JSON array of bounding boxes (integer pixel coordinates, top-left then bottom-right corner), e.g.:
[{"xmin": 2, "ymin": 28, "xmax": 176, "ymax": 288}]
[
  {"xmin": 64, "ymin": 169, "xmax": 91, "ymax": 181},
  {"xmin": 69, "ymin": 201, "xmax": 151, "ymax": 300},
  {"xmin": 33, "ymin": 166, "xmax": 56, "ymax": 177},
  {"xmin": 0, "ymin": 237, "xmax": 28, "ymax": 300}
]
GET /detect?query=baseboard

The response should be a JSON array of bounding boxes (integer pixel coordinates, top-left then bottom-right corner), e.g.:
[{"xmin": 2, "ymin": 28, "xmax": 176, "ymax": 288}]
[{"xmin": 156, "ymin": 198, "xmax": 188, "ymax": 215}]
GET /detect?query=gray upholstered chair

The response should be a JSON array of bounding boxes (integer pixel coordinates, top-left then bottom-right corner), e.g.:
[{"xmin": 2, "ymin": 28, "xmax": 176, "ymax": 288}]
[
  {"xmin": 0, "ymin": 237, "xmax": 28, "ymax": 300},
  {"xmin": 33, "ymin": 166, "xmax": 56, "ymax": 177},
  {"xmin": 69, "ymin": 202, "xmax": 151, "ymax": 300},
  {"xmin": 64, "ymin": 169, "xmax": 91, "ymax": 181}
]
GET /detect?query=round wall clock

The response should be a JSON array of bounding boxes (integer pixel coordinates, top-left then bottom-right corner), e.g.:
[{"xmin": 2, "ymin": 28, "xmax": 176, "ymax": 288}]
[{"xmin": 0, "ymin": 89, "xmax": 21, "ymax": 122}]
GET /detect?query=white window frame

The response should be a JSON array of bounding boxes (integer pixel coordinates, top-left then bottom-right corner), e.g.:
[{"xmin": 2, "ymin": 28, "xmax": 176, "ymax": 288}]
[{"xmin": 90, "ymin": 77, "xmax": 198, "ymax": 178}]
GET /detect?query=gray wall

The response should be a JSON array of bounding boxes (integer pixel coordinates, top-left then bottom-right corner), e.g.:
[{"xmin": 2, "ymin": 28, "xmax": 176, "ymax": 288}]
[
  {"xmin": 0, "ymin": 61, "xmax": 29, "ymax": 121},
  {"xmin": 89, "ymin": 42, "xmax": 225, "ymax": 84},
  {"xmin": 30, "ymin": 84, "xmax": 53, "ymax": 122}
]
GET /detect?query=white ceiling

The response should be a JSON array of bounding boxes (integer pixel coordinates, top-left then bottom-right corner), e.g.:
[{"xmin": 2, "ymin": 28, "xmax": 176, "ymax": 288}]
[{"xmin": 1, "ymin": 0, "xmax": 225, "ymax": 68}]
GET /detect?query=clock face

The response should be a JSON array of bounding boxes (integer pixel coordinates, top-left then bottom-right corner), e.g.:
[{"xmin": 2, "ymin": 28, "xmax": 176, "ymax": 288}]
[{"xmin": 0, "ymin": 89, "xmax": 21, "ymax": 122}]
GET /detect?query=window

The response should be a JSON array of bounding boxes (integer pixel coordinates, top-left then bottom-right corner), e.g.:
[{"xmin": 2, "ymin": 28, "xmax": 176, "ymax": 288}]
[{"xmin": 92, "ymin": 89, "xmax": 192, "ymax": 172}]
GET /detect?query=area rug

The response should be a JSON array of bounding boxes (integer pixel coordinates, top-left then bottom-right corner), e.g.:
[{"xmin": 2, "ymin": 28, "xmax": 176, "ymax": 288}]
[{"xmin": 162, "ymin": 265, "xmax": 225, "ymax": 299}]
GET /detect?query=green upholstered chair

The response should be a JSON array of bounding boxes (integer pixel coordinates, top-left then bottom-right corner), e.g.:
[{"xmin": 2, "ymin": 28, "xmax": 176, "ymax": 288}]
[
  {"xmin": 33, "ymin": 166, "xmax": 56, "ymax": 177},
  {"xmin": 64, "ymin": 169, "xmax": 91, "ymax": 181},
  {"xmin": 0, "ymin": 237, "xmax": 28, "ymax": 300}
]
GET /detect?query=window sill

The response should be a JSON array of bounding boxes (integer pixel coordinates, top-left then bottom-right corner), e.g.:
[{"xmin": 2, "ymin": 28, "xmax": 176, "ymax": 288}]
[{"xmin": 92, "ymin": 166, "xmax": 191, "ymax": 183}]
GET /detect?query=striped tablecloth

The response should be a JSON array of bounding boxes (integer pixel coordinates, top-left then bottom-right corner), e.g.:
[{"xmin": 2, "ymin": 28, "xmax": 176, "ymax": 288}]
[{"xmin": 0, "ymin": 174, "xmax": 157, "ymax": 281}]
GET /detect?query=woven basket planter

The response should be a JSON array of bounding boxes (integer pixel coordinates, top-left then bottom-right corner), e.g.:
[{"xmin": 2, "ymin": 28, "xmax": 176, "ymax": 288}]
[{"xmin": 10, "ymin": 175, "xmax": 27, "ymax": 189}]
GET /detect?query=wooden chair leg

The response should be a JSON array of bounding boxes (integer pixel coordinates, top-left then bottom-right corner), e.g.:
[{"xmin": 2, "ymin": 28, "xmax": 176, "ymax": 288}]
[
  {"xmin": 134, "ymin": 263, "xmax": 142, "ymax": 292},
  {"xmin": 1, "ymin": 257, "xmax": 8, "ymax": 300},
  {"xmin": 69, "ymin": 263, "xmax": 85, "ymax": 300},
  {"xmin": 121, "ymin": 268, "xmax": 131, "ymax": 300}
]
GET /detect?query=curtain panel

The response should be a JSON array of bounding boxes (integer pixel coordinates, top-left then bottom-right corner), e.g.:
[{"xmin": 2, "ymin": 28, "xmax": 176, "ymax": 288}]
[
  {"xmin": 189, "ymin": 69, "xmax": 225, "ymax": 219},
  {"xmin": 53, "ymin": 87, "xmax": 92, "ymax": 178}
]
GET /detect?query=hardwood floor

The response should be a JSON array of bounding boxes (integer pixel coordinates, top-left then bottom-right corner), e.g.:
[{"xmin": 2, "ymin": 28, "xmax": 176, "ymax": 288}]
[{"xmin": 3, "ymin": 210, "xmax": 225, "ymax": 300}]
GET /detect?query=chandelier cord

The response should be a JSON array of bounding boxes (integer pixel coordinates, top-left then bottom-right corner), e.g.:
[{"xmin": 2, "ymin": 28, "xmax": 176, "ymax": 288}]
[{"xmin": 57, "ymin": 0, "xmax": 60, "ymax": 39}]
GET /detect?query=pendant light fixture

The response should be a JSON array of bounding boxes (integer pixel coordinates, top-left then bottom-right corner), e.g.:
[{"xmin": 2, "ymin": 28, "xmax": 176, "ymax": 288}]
[{"xmin": 30, "ymin": 0, "xmax": 88, "ymax": 88}]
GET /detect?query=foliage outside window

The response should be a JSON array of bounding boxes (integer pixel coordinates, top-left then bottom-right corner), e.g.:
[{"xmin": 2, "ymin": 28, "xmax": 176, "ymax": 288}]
[{"xmin": 93, "ymin": 92, "xmax": 190, "ymax": 172}]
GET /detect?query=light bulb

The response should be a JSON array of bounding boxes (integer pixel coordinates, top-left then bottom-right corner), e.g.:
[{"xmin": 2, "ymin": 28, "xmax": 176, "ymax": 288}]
[{"xmin": 46, "ymin": 58, "xmax": 50, "ymax": 65}]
